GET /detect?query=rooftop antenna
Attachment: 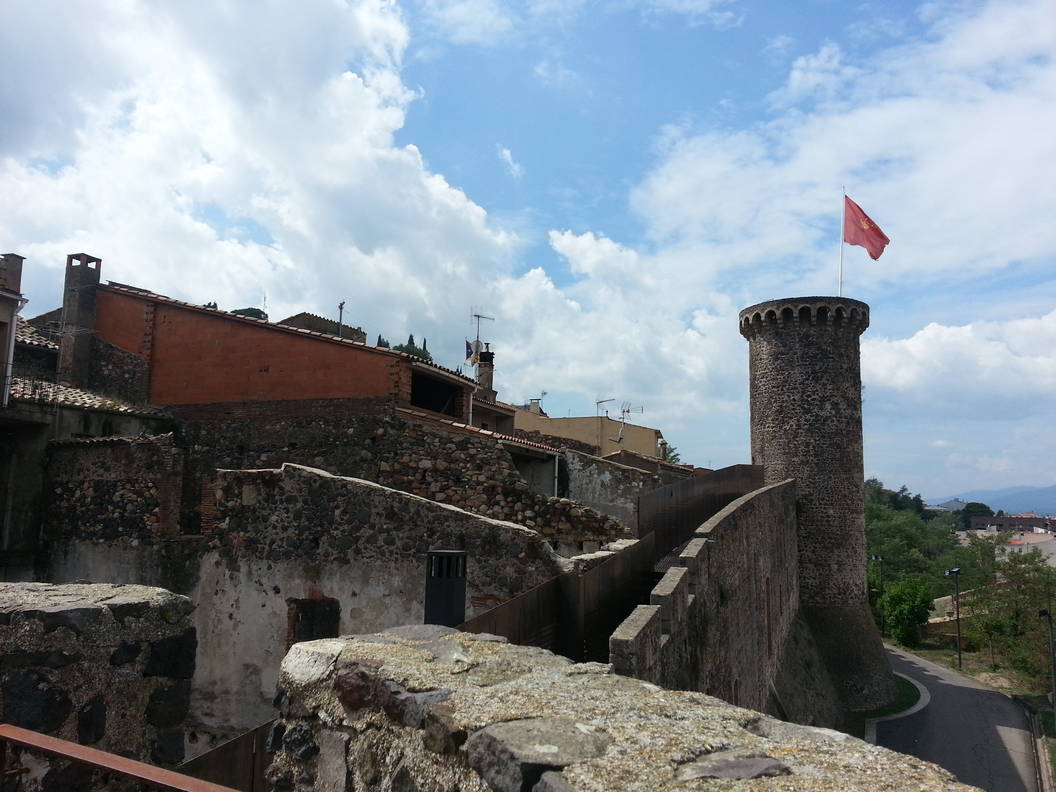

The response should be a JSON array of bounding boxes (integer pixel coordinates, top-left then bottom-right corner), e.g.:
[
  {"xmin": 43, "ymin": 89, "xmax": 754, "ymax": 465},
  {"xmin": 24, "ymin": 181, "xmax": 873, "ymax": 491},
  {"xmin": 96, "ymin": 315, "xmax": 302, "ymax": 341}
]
[
  {"xmin": 337, "ymin": 301, "xmax": 345, "ymax": 338},
  {"xmin": 611, "ymin": 402, "xmax": 644, "ymax": 443},
  {"xmin": 596, "ymin": 397, "xmax": 614, "ymax": 417},
  {"xmin": 470, "ymin": 310, "xmax": 494, "ymax": 370}
]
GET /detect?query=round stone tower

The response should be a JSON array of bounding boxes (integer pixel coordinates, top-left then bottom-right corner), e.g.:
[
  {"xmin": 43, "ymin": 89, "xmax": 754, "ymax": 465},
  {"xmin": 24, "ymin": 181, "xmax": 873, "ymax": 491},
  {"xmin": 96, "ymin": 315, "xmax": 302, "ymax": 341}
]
[{"xmin": 739, "ymin": 297, "xmax": 895, "ymax": 711}]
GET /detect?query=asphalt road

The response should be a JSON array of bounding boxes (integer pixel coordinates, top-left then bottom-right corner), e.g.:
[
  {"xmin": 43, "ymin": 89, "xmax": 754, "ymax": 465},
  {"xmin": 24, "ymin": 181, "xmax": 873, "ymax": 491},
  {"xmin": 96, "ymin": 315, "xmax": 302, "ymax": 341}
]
[{"xmin": 876, "ymin": 646, "xmax": 1038, "ymax": 792}]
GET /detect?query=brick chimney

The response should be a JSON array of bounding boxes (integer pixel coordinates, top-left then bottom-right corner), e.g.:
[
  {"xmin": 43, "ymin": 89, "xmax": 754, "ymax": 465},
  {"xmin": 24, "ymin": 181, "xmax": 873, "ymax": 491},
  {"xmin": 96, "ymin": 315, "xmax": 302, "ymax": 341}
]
[
  {"xmin": 58, "ymin": 253, "xmax": 102, "ymax": 387},
  {"xmin": 476, "ymin": 343, "xmax": 496, "ymax": 401},
  {"xmin": 0, "ymin": 254, "xmax": 24, "ymax": 295},
  {"xmin": 1, "ymin": 254, "xmax": 28, "ymax": 408}
]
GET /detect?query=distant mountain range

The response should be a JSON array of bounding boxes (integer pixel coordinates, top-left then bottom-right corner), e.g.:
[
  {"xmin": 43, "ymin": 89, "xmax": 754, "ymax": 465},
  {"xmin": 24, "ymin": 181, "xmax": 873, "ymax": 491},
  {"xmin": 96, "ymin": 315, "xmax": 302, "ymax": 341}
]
[{"xmin": 929, "ymin": 485, "xmax": 1056, "ymax": 516}]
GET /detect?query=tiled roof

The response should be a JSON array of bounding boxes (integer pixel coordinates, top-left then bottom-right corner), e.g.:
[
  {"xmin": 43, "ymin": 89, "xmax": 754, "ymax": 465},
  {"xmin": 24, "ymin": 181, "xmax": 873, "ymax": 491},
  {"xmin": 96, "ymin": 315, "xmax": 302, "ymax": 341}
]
[
  {"xmin": 397, "ymin": 407, "xmax": 561, "ymax": 454},
  {"xmin": 101, "ymin": 283, "xmax": 474, "ymax": 385},
  {"xmin": 14, "ymin": 322, "xmax": 59, "ymax": 351},
  {"xmin": 8, "ymin": 378, "xmax": 166, "ymax": 417}
]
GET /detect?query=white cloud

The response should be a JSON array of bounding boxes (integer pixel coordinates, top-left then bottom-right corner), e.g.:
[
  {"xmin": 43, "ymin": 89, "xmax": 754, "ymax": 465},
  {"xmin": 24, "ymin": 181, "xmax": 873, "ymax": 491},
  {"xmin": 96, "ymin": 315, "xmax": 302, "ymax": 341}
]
[
  {"xmin": 762, "ymin": 34, "xmax": 796, "ymax": 59},
  {"xmin": 930, "ymin": 439, "xmax": 953, "ymax": 448},
  {"xmin": 497, "ymin": 145, "xmax": 525, "ymax": 180},
  {"xmin": 862, "ymin": 310, "xmax": 1056, "ymax": 415},
  {"xmin": 1, "ymin": 1, "xmax": 516, "ymax": 343},
  {"xmin": 416, "ymin": 0, "xmax": 514, "ymax": 45}
]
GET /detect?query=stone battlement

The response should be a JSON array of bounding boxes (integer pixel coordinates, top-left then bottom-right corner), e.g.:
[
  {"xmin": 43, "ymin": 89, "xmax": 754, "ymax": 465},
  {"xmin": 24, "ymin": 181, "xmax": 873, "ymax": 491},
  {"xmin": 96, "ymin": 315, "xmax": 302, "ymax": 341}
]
[
  {"xmin": 739, "ymin": 297, "xmax": 869, "ymax": 337},
  {"xmin": 607, "ymin": 481, "xmax": 840, "ymax": 721}
]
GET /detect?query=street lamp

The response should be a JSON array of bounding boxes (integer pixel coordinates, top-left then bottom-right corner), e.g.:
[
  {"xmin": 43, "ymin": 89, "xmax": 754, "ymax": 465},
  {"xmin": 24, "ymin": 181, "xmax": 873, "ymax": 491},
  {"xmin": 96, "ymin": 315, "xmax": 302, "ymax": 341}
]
[
  {"xmin": 870, "ymin": 554, "xmax": 885, "ymax": 634},
  {"xmin": 945, "ymin": 568, "xmax": 962, "ymax": 669},
  {"xmin": 1039, "ymin": 609, "xmax": 1056, "ymax": 722}
]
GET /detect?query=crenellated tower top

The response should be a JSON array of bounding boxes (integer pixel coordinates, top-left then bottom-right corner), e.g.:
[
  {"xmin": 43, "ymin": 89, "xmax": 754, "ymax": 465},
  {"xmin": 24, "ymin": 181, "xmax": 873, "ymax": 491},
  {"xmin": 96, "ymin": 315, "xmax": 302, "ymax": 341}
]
[{"xmin": 739, "ymin": 296, "xmax": 869, "ymax": 339}]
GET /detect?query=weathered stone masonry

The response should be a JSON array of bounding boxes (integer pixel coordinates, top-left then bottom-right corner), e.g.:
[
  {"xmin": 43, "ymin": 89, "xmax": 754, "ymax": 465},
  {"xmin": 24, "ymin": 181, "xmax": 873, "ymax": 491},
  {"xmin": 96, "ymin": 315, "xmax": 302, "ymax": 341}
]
[
  {"xmin": 740, "ymin": 298, "xmax": 895, "ymax": 712},
  {"xmin": 0, "ymin": 582, "xmax": 197, "ymax": 773},
  {"xmin": 44, "ymin": 434, "xmax": 184, "ymax": 544},
  {"xmin": 609, "ymin": 481, "xmax": 841, "ymax": 727},
  {"xmin": 174, "ymin": 399, "xmax": 629, "ymax": 552},
  {"xmin": 266, "ymin": 629, "xmax": 978, "ymax": 792}
]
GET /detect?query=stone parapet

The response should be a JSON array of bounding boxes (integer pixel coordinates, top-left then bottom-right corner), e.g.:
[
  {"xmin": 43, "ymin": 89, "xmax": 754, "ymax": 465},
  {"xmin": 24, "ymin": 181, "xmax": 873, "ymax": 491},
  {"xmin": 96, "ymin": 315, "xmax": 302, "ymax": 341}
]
[
  {"xmin": 0, "ymin": 582, "xmax": 196, "ymax": 770},
  {"xmin": 610, "ymin": 481, "xmax": 806, "ymax": 715},
  {"xmin": 266, "ymin": 628, "xmax": 979, "ymax": 792}
]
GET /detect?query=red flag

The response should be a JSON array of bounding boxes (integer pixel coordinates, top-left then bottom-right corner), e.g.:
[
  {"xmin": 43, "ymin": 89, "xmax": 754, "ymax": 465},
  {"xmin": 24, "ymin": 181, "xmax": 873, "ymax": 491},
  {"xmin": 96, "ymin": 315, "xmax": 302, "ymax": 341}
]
[{"xmin": 843, "ymin": 196, "xmax": 890, "ymax": 260}]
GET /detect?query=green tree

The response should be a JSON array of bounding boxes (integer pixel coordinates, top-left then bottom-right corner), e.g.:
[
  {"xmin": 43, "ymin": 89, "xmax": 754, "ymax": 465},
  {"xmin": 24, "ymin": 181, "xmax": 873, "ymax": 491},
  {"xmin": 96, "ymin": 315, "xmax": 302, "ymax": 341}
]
[
  {"xmin": 231, "ymin": 307, "xmax": 268, "ymax": 321},
  {"xmin": 662, "ymin": 444, "xmax": 682, "ymax": 464},
  {"xmin": 880, "ymin": 579, "xmax": 934, "ymax": 646},
  {"xmin": 391, "ymin": 333, "xmax": 433, "ymax": 361},
  {"xmin": 959, "ymin": 501, "xmax": 994, "ymax": 531},
  {"xmin": 376, "ymin": 335, "xmax": 390, "ymax": 348}
]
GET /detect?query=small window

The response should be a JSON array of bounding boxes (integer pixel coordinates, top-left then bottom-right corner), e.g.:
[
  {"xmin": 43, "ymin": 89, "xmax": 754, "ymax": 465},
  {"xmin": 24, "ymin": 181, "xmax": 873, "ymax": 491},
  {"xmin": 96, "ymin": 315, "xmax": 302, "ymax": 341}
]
[{"xmin": 286, "ymin": 597, "xmax": 340, "ymax": 648}]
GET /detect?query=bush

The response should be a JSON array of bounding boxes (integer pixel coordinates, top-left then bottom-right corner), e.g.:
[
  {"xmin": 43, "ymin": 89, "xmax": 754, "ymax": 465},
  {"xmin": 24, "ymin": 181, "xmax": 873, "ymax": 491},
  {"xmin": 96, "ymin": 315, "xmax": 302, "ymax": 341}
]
[{"xmin": 880, "ymin": 579, "xmax": 934, "ymax": 646}]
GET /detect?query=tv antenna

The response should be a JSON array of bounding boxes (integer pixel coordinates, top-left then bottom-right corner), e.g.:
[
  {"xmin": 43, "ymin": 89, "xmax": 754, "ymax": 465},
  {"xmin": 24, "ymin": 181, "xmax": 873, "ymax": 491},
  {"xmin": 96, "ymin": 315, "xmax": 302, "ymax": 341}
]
[
  {"xmin": 610, "ymin": 402, "xmax": 644, "ymax": 444},
  {"xmin": 469, "ymin": 309, "xmax": 494, "ymax": 368},
  {"xmin": 595, "ymin": 397, "xmax": 614, "ymax": 416}
]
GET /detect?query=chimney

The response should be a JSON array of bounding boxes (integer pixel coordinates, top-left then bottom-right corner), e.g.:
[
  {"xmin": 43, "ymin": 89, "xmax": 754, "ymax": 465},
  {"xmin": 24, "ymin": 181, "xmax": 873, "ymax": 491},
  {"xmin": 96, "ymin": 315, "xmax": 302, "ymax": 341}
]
[
  {"xmin": 2, "ymin": 254, "xmax": 28, "ymax": 408},
  {"xmin": 476, "ymin": 343, "xmax": 496, "ymax": 401},
  {"xmin": 58, "ymin": 253, "xmax": 102, "ymax": 387},
  {"xmin": 0, "ymin": 254, "xmax": 25, "ymax": 295}
]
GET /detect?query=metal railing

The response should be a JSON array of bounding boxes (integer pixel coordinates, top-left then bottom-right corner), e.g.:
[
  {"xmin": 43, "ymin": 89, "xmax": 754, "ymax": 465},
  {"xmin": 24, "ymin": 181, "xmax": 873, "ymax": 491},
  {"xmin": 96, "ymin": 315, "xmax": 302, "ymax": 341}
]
[{"xmin": 0, "ymin": 724, "xmax": 239, "ymax": 792}]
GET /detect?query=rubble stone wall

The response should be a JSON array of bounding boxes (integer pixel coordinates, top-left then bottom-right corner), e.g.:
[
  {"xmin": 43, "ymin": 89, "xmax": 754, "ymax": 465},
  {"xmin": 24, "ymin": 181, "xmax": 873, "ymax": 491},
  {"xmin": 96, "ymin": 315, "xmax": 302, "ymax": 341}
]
[
  {"xmin": 190, "ymin": 463, "xmax": 569, "ymax": 736},
  {"xmin": 174, "ymin": 399, "xmax": 629, "ymax": 552},
  {"xmin": 0, "ymin": 582, "xmax": 196, "ymax": 774},
  {"xmin": 265, "ymin": 628, "xmax": 978, "ymax": 792},
  {"xmin": 87, "ymin": 336, "xmax": 151, "ymax": 404},
  {"xmin": 560, "ymin": 449, "xmax": 661, "ymax": 531},
  {"xmin": 43, "ymin": 434, "xmax": 185, "ymax": 543}
]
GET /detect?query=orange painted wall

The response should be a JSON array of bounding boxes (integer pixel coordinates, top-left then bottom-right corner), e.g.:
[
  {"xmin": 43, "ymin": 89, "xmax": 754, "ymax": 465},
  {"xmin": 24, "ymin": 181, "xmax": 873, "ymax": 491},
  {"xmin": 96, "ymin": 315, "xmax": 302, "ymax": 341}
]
[{"xmin": 94, "ymin": 290, "xmax": 405, "ymax": 405}]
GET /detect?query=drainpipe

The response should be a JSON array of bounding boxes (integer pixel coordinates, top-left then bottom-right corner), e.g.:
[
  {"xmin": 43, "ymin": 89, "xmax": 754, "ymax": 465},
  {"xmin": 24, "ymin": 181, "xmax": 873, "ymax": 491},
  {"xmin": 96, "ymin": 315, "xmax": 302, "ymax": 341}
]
[
  {"xmin": 2, "ymin": 297, "xmax": 29, "ymax": 409},
  {"xmin": 553, "ymin": 452, "xmax": 560, "ymax": 497}
]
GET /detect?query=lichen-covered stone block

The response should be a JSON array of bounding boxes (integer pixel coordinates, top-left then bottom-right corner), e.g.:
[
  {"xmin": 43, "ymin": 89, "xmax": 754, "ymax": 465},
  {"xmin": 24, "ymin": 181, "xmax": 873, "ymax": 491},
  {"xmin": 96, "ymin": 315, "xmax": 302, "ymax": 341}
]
[
  {"xmin": 608, "ymin": 604, "xmax": 661, "ymax": 679},
  {"xmin": 0, "ymin": 582, "xmax": 196, "ymax": 771},
  {"xmin": 266, "ymin": 631, "xmax": 981, "ymax": 792}
]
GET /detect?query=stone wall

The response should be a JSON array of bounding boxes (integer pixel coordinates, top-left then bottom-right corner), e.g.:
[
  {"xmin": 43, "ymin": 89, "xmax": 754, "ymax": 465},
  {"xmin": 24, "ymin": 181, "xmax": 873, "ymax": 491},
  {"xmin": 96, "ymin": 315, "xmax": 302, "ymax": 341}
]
[
  {"xmin": 43, "ymin": 434, "xmax": 185, "ymax": 543},
  {"xmin": 609, "ymin": 481, "xmax": 841, "ymax": 726},
  {"xmin": 51, "ymin": 463, "xmax": 571, "ymax": 741},
  {"xmin": 87, "ymin": 336, "xmax": 151, "ymax": 404},
  {"xmin": 265, "ymin": 628, "xmax": 978, "ymax": 792},
  {"xmin": 560, "ymin": 449, "xmax": 661, "ymax": 530},
  {"xmin": 174, "ymin": 399, "xmax": 628, "ymax": 552},
  {"xmin": 739, "ymin": 298, "xmax": 894, "ymax": 711},
  {"xmin": 0, "ymin": 582, "xmax": 196, "ymax": 774}
]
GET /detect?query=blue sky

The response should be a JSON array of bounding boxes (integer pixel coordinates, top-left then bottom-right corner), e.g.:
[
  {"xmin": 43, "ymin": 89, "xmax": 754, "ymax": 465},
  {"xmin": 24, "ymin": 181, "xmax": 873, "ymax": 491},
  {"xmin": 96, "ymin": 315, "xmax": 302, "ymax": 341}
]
[{"xmin": 2, "ymin": 0, "xmax": 1054, "ymax": 498}]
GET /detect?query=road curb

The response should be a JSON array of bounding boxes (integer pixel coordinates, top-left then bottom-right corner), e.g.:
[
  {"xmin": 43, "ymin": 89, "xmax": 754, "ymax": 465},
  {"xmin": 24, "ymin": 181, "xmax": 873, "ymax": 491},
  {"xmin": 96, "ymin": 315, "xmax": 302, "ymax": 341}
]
[
  {"xmin": 864, "ymin": 672, "xmax": 930, "ymax": 745},
  {"xmin": 1028, "ymin": 709, "xmax": 1051, "ymax": 792}
]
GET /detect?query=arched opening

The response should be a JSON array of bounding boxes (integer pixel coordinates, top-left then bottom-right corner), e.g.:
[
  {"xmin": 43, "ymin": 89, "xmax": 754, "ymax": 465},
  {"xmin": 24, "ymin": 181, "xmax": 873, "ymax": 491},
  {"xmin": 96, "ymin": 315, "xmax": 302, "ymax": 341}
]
[
  {"xmin": 781, "ymin": 307, "xmax": 794, "ymax": 323},
  {"xmin": 817, "ymin": 306, "xmax": 829, "ymax": 323},
  {"xmin": 798, "ymin": 306, "xmax": 811, "ymax": 324}
]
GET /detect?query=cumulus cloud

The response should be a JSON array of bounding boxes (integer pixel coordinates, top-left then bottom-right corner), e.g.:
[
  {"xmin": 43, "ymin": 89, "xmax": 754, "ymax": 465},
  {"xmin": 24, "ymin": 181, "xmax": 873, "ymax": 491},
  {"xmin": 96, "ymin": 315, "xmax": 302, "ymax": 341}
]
[
  {"xmin": 1, "ymin": 1, "xmax": 516, "ymax": 347},
  {"xmin": 862, "ymin": 309, "xmax": 1056, "ymax": 415}
]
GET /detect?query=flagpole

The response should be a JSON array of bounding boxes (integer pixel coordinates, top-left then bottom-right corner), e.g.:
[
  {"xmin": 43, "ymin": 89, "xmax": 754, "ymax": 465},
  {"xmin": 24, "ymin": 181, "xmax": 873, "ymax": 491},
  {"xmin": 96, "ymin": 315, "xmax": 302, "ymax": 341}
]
[{"xmin": 838, "ymin": 186, "xmax": 846, "ymax": 297}]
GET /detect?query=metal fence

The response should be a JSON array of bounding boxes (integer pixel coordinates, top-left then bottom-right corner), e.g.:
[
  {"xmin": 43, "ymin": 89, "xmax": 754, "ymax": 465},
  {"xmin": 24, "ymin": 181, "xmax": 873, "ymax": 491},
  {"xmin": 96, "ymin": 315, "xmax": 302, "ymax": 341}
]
[
  {"xmin": 461, "ymin": 464, "xmax": 765, "ymax": 662},
  {"xmin": 638, "ymin": 464, "xmax": 764, "ymax": 551},
  {"xmin": 178, "ymin": 721, "xmax": 274, "ymax": 792}
]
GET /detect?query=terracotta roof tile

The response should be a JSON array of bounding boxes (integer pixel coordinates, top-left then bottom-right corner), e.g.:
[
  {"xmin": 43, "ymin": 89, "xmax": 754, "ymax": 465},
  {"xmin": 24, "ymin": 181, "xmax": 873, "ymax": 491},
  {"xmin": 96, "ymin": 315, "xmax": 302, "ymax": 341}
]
[
  {"xmin": 8, "ymin": 378, "xmax": 165, "ymax": 417},
  {"xmin": 14, "ymin": 322, "xmax": 59, "ymax": 351}
]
